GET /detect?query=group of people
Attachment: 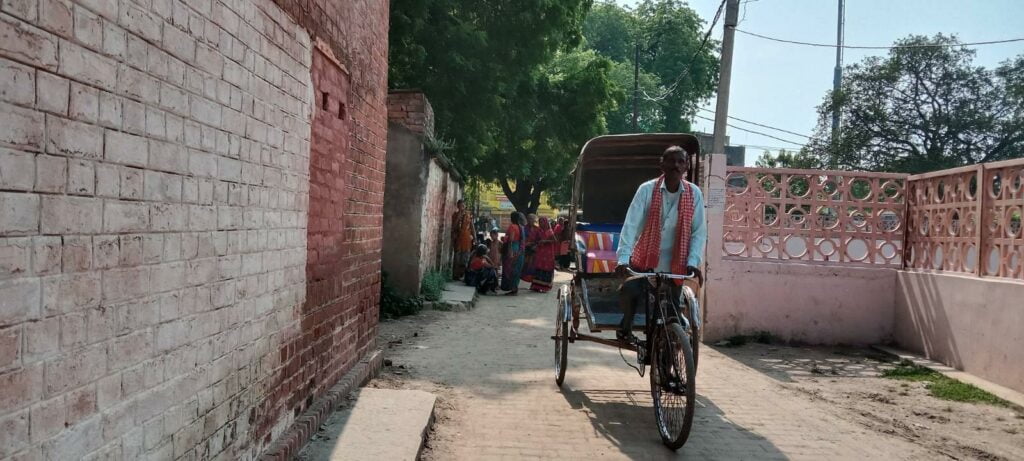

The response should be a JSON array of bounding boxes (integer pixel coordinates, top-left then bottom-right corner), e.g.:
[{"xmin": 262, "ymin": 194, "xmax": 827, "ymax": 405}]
[{"xmin": 450, "ymin": 199, "xmax": 573, "ymax": 297}]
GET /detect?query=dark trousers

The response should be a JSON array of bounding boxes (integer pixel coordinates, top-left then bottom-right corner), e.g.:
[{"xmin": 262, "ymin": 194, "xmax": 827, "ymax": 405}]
[{"xmin": 618, "ymin": 277, "xmax": 681, "ymax": 333}]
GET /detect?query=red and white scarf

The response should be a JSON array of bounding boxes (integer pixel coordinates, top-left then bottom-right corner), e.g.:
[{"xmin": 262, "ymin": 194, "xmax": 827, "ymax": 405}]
[{"xmin": 629, "ymin": 176, "xmax": 695, "ymax": 277}]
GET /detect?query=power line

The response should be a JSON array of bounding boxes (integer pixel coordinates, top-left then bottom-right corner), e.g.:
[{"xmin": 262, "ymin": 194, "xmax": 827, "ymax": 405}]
[
  {"xmin": 697, "ymin": 107, "xmax": 810, "ymax": 138},
  {"xmin": 641, "ymin": 0, "xmax": 728, "ymax": 102},
  {"xmin": 736, "ymin": 28, "xmax": 1024, "ymax": 49},
  {"xmin": 694, "ymin": 114, "xmax": 805, "ymax": 146}
]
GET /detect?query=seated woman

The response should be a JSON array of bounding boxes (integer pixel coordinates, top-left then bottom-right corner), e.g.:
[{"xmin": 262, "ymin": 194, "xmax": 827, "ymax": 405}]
[{"xmin": 465, "ymin": 244, "xmax": 499, "ymax": 294}]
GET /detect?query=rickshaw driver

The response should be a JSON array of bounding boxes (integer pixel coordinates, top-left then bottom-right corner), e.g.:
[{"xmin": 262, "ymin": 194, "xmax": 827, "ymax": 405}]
[{"xmin": 613, "ymin": 145, "xmax": 707, "ymax": 343}]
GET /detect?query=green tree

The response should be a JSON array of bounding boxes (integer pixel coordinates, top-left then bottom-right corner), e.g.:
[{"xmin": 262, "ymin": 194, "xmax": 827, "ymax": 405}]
[
  {"xmin": 806, "ymin": 34, "xmax": 1024, "ymax": 173},
  {"xmin": 606, "ymin": 60, "xmax": 665, "ymax": 134},
  {"xmin": 476, "ymin": 50, "xmax": 619, "ymax": 213},
  {"xmin": 755, "ymin": 149, "xmax": 821, "ymax": 169},
  {"xmin": 389, "ymin": 0, "xmax": 593, "ymax": 172},
  {"xmin": 635, "ymin": 0, "xmax": 718, "ymax": 132}
]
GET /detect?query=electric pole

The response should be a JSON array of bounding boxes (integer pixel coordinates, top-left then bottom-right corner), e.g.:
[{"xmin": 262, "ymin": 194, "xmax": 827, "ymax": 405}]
[
  {"xmin": 832, "ymin": 0, "xmax": 845, "ymax": 141},
  {"xmin": 632, "ymin": 43, "xmax": 640, "ymax": 132},
  {"xmin": 712, "ymin": 0, "xmax": 740, "ymax": 155}
]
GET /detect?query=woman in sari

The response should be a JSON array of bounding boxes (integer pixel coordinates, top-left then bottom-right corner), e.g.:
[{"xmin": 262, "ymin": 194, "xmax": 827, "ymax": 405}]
[
  {"xmin": 520, "ymin": 213, "xmax": 540, "ymax": 283},
  {"xmin": 500, "ymin": 212, "xmax": 526, "ymax": 295},
  {"xmin": 529, "ymin": 217, "xmax": 557, "ymax": 292}
]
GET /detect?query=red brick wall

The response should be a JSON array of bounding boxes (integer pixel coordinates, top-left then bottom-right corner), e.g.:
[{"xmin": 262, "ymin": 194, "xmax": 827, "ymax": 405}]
[{"xmin": 249, "ymin": 0, "xmax": 389, "ymax": 455}]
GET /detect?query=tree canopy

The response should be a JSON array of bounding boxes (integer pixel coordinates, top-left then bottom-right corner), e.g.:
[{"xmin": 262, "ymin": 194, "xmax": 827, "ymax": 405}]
[
  {"xmin": 804, "ymin": 34, "xmax": 1024, "ymax": 173},
  {"xmin": 582, "ymin": 0, "xmax": 719, "ymax": 134}
]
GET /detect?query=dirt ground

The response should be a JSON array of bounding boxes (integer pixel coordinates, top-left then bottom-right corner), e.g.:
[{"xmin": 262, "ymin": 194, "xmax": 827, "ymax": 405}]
[{"xmin": 366, "ymin": 276, "xmax": 1023, "ymax": 460}]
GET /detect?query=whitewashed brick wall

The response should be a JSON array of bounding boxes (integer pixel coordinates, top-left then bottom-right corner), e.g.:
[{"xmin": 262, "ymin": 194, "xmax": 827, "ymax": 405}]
[{"xmin": 0, "ymin": 0, "xmax": 312, "ymax": 459}]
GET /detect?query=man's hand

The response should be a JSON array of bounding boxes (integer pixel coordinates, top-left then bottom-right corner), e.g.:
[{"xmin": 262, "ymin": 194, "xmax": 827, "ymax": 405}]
[
  {"xmin": 686, "ymin": 266, "xmax": 703, "ymax": 285},
  {"xmin": 614, "ymin": 264, "xmax": 630, "ymax": 277}
]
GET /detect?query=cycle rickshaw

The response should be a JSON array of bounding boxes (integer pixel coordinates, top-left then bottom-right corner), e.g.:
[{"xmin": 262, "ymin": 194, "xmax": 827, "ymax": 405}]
[{"xmin": 552, "ymin": 133, "xmax": 704, "ymax": 450}]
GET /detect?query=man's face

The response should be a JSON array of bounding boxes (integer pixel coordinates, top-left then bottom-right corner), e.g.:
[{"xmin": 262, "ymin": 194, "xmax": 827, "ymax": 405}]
[
  {"xmin": 661, "ymin": 150, "xmax": 689, "ymax": 182},
  {"xmin": 457, "ymin": 201, "xmax": 465, "ymax": 211}
]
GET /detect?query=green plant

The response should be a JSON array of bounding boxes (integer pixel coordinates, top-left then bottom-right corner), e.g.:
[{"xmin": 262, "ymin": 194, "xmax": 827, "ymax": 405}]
[
  {"xmin": 380, "ymin": 272, "xmax": 423, "ymax": 319},
  {"xmin": 882, "ymin": 362, "xmax": 1014, "ymax": 408},
  {"xmin": 420, "ymin": 269, "xmax": 450, "ymax": 302}
]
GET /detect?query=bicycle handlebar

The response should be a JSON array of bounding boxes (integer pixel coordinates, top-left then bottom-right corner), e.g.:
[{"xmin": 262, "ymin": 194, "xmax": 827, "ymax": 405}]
[{"xmin": 626, "ymin": 268, "xmax": 696, "ymax": 280}]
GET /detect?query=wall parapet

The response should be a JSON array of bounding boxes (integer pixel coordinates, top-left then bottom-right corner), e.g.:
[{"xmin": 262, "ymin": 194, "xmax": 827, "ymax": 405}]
[{"xmin": 723, "ymin": 167, "xmax": 908, "ymax": 267}]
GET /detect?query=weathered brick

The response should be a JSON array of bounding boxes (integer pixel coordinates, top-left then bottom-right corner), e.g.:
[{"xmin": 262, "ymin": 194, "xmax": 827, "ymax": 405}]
[
  {"xmin": 0, "ymin": 237, "xmax": 31, "ymax": 278},
  {"xmin": 72, "ymin": 4, "xmax": 103, "ymax": 49},
  {"xmin": 68, "ymin": 81, "xmax": 99, "ymax": 122},
  {"xmin": 0, "ymin": 325, "xmax": 21, "ymax": 369},
  {"xmin": 58, "ymin": 39, "xmax": 117, "ymax": 91},
  {"xmin": 0, "ymin": 12, "xmax": 59, "ymax": 70},
  {"xmin": 116, "ymin": 233, "xmax": 141, "ymax": 266},
  {"xmin": 144, "ymin": 170, "xmax": 182, "ymax": 202},
  {"xmin": 95, "ymin": 162, "xmax": 118, "ymax": 197},
  {"xmin": 0, "ymin": 276, "xmax": 40, "ymax": 325},
  {"xmin": 118, "ymin": 166, "xmax": 143, "ymax": 199},
  {"xmin": 40, "ymin": 195, "xmax": 101, "ymax": 234},
  {"xmin": 104, "ymin": 130, "xmax": 148, "ymax": 167},
  {"xmin": 58, "ymin": 311, "xmax": 85, "ymax": 348},
  {"xmin": 67, "ymin": 159, "xmax": 95, "ymax": 195},
  {"xmin": 45, "ymin": 115, "xmax": 103, "ymax": 159},
  {"xmin": 37, "ymin": 0, "xmax": 72, "ymax": 39},
  {"xmin": 101, "ymin": 266, "xmax": 149, "ymax": 302},
  {"xmin": 163, "ymin": 22, "xmax": 196, "ymax": 63},
  {"xmin": 35, "ymin": 71, "xmax": 70, "ymax": 115},
  {"xmin": 40, "ymin": 272, "xmax": 100, "ymax": 315},
  {"xmin": 119, "ymin": 1, "xmax": 160, "ymax": 42},
  {"xmin": 101, "ymin": 20, "xmax": 125, "ymax": 59},
  {"xmin": 122, "ymin": 98, "xmax": 145, "ymax": 134},
  {"xmin": 1, "ymin": 0, "xmax": 38, "ymax": 22},
  {"xmin": 29, "ymin": 395, "xmax": 64, "ymax": 443},
  {"xmin": 23, "ymin": 315, "xmax": 58, "ymax": 362},
  {"xmin": 0, "ymin": 102, "xmax": 44, "ymax": 150},
  {"xmin": 65, "ymin": 384, "xmax": 96, "ymax": 425},
  {"xmin": 61, "ymin": 235, "xmax": 92, "ymax": 272},
  {"xmin": 41, "ymin": 414, "xmax": 102, "ymax": 460},
  {"xmin": 77, "ymin": 0, "xmax": 117, "ymax": 21},
  {"xmin": 0, "ymin": 148, "xmax": 36, "ymax": 191},
  {"xmin": 151, "ymin": 203, "xmax": 187, "ymax": 232},
  {"xmin": 108, "ymin": 329, "xmax": 152, "ymax": 371},
  {"xmin": 0, "ymin": 362, "xmax": 42, "ymax": 410},
  {"xmin": 97, "ymin": 91, "xmax": 121, "ymax": 128},
  {"xmin": 0, "ymin": 57, "xmax": 34, "ymax": 105},
  {"xmin": 34, "ymin": 154, "xmax": 67, "ymax": 193},
  {"xmin": 31, "ymin": 236, "xmax": 61, "ymax": 275},
  {"xmin": 0, "ymin": 409, "xmax": 29, "ymax": 458},
  {"xmin": 103, "ymin": 200, "xmax": 149, "ymax": 232},
  {"xmin": 149, "ymin": 139, "xmax": 188, "ymax": 174},
  {"xmin": 145, "ymin": 105, "xmax": 165, "ymax": 138}
]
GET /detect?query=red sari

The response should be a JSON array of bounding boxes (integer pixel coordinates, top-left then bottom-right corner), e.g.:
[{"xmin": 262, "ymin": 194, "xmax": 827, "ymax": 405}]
[{"xmin": 529, "ymin": 218, "xmax": 557, "ymax": 292}]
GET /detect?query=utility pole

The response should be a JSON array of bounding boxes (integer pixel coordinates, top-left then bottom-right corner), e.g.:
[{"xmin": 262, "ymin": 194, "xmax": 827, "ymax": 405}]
[
  {"xmin": 831, "ymin": 0, "xmax": 845, "ymax": 140},
  {"xmin": 632, "ymin": 43, "xmax": 640, "ymax": 132},
  {"xmin": 712, "ymin": 0, "xmax": 740, "ymax": 155}
]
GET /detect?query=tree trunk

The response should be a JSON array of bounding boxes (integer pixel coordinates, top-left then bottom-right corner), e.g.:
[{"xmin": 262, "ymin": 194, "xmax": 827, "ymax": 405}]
[{"xmin": 500, "ymin": 178, "xmax": 546, "ymax": 214}]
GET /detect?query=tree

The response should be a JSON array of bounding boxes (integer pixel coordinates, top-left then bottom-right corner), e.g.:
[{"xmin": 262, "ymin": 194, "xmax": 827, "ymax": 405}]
[
  {"xmin": 475, "ymin": 50, "xmax": 619, "ymax": 213},
  {"xmin": 805, "ymin": 34, "xmax": 1024, "ymax": 173},
  {"xmin": 582, "ymin": 0, "xmax": 718, "ymax": 133},
  {"xmin": 389, "ymin": 0, "xmax": 592, "ymax": 172},
  {"xmin": 755, "ymin": 149, "xmax": 821, "ymax": 169}
]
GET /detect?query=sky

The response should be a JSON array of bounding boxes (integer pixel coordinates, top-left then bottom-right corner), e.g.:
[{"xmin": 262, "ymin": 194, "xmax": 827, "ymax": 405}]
[{"xmin": 616, "ymin": 0, "xmax": 1024, "ymax": 165}]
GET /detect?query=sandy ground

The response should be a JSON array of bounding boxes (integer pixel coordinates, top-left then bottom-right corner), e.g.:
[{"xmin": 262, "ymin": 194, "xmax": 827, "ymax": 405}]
[{"xmin": 364, "ymin": 273, "xmax": 1023, "ymax": 460}]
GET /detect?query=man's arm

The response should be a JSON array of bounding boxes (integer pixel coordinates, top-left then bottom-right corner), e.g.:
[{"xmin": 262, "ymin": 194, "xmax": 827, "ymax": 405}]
[
  {"xmin": 686, "ymin": 183, "xmax": 707, "ymax": 269},
  {"xmin": 616, "ymin": 182, "xmax": 652, "ymax": 267}
]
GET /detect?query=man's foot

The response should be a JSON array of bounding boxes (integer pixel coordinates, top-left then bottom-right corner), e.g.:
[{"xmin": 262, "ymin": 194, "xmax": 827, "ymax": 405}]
[{"xmin": 616, "ymin": 330, "xmax": 637, "ymax": 344}]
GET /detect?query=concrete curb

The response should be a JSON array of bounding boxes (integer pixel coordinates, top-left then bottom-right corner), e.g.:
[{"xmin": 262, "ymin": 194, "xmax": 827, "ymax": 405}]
[
  {"xmin": 260, "ymin": 349, "xmax": 385, "ymax": 460},
  {"xmin": 872, "ymin": 345, "xmax": 1024, "ymax": 409},
  {"xmin": 425, "ymin": 282, "xmax": 478, "ymax": 311}
]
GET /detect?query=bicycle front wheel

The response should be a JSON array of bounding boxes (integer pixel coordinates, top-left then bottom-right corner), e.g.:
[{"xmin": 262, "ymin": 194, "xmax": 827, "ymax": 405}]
[{"xmin": 650, "ymin": 322, "xmax": 696, "ymax": 450}]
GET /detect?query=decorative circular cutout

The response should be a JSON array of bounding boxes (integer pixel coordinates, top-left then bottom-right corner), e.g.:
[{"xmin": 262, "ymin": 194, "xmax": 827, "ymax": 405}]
[
  {"xmin": 850, "ymin": 179, "xmax": 872, "ymax": 201},
  {"xmin": 846, "ymin": 238, "xmax": 869, "ymax": 262}
]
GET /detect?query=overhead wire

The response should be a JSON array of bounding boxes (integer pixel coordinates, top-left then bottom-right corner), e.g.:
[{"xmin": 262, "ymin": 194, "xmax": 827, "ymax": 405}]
[
  {"xmin": 735, "ymin": 28, "xmax": 1024, "ymax": 49},
  {"xmin": 640, "ymin": 0, "xmax": 728, "ymax": 102},
  {"xmin": 693, "ymin": 114, "xmax": 805, "ymax": 146},
  {"xmin": 697, "ymin": 107, "xmax": 810, "ymax": 138}
]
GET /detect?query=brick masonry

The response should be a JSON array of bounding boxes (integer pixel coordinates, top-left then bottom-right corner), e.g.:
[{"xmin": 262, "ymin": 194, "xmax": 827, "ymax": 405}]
[
  {"xmin": 0, "ymin": 0, "xmax": 388, "ymax": 459},
  {"xmin": 387, "ymin": 90, "xmax": 434, "ymax": 138}
]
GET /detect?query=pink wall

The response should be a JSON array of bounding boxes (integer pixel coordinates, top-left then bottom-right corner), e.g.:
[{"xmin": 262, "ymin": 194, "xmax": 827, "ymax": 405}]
[
  {"xmin": 894, "ymin": 271, "xmax": 1024, "ymax": 393},
  {"xmin": 705, "ymin": 260, "xmax": 897, "ymax": 345}
]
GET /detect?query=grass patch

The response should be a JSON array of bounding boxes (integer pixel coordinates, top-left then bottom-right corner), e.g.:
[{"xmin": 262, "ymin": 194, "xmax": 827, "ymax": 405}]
[
  {"xmin": 882, "ymin": 360, "xmax": 1012, "ymax": 408},
  {"xmin": 379, "ymin": 271, "xmax": 423, "ymax": 320},
  {"xmin": 420, "ymin": 269, "xmax": 450, "ymax": 302}
]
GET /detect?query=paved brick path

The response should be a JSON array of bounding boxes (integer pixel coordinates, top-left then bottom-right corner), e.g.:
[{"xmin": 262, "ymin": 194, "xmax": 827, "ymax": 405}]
[{"xmin": 380, "ymin": 273, "xmax": 936, "ymax": 460}]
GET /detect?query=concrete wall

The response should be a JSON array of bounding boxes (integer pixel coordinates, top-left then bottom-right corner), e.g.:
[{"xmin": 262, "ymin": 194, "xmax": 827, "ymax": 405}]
[
  {"xmin": 894, "ymin": 271, "xmax": 1024, "ymax": 393},
  {"xmin": 705, "ymin": 260, "xmax": 897, "ymax": 345},
  {"xmin": 0, "ymin": 0, "xmax": 388, "ymax": 459},
  {"xmin": 381, "ymin": 92, "xmax": 461, "ymax": 297},
  {"xmin": 382, "ymin": 123, "xmax": 427, "ymax": 296}
]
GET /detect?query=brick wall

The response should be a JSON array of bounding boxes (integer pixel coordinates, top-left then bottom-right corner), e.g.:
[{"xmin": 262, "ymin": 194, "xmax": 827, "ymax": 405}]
[
  {"xmin": 0, "ymin": 0, "xmax": 388, "ymax": 459},
  {"xmin": 386, "ymin": 90, "xmax": 434, "ymax": 138}
]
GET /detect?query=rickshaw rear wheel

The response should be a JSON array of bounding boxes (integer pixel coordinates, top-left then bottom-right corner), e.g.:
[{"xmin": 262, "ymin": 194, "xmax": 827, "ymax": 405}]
[
  {"xmin": 650, "ymin": 322, "xmax": 696, "ymax": 450},
  {"xmin": 554, "ymin": 292, "xmax": 569, "ymax": 386}
]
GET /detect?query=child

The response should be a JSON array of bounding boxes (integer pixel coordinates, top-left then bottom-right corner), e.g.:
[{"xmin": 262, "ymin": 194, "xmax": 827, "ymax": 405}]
[{"xmin": 487, "ymin": 229, "xmax": 502, "ymax": 276}]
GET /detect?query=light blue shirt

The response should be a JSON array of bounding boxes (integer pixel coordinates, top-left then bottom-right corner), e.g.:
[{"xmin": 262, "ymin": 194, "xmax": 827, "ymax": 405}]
[{"xmin": 616, "ymin": 178, "xmax": 707, "ymax": 272}]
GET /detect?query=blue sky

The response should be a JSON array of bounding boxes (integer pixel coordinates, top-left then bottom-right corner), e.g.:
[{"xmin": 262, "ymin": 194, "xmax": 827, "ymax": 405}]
[{"xmin": 616, "ymin": 0, "xmax": 1024, "ymax": 164}]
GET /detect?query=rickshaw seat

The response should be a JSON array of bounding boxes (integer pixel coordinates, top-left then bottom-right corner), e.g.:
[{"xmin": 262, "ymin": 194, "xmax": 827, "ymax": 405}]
[{"xmin": 577, "ymin": 223, "xmax": 622, "ymax": 273}]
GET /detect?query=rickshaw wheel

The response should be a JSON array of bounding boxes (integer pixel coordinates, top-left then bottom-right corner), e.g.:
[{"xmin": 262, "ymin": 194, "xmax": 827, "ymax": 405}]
[
  {"xmin": 554, "ymin": 290, "xmax": 569, "ymax": 386},
  {"xmin": 650, "ymin": 323, "xmax": 696, "ymax": 450}
]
